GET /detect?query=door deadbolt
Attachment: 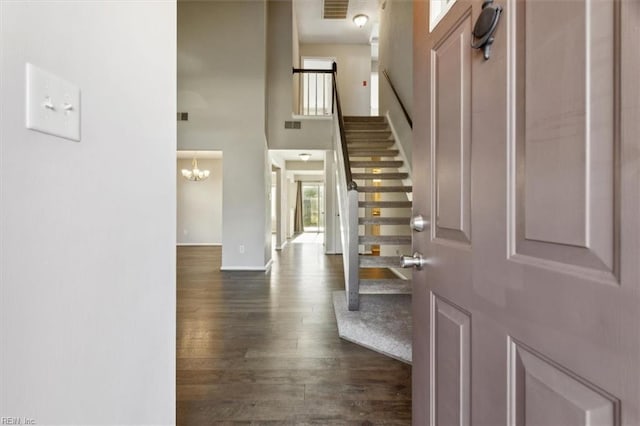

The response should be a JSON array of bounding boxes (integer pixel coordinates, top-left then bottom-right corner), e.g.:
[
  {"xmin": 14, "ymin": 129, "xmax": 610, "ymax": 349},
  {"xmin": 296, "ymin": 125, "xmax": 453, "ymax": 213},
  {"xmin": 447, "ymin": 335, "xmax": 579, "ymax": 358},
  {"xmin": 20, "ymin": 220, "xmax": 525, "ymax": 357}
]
[{"xmin": 410, "ymin": 215, "xmax": 428, "ymax": 232}]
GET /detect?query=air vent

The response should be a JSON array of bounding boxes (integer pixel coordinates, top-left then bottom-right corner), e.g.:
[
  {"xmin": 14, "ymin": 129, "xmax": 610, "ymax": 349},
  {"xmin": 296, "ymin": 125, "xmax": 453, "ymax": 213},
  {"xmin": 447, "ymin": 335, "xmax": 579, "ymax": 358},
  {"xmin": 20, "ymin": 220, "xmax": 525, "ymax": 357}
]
[
  {"xmin": 284, "ymin": 121, "xmax": 302, "ymax": 129},
  {"xmin": 323, "ymin": 0, "xmax": 349, "ymax": 19},
  {"xmin": 177, "ymin": 112, "xmax": 189, "ymax": 121}
]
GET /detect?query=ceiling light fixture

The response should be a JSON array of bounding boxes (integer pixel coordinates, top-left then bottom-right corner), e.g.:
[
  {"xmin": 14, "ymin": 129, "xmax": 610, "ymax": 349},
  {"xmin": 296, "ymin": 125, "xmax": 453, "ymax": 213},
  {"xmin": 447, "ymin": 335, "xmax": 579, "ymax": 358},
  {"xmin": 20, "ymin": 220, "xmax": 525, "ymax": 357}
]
[
  {"xmin": 299, "ymin": 153, "xmax": 311, "ymax": 161},
  {"xmin": 181, "ymin": 156, "xmax": 210, "ymax": 181},
  {"xmin": 353, "ymin": 14, "xmax": 369, "ymax": 28}
]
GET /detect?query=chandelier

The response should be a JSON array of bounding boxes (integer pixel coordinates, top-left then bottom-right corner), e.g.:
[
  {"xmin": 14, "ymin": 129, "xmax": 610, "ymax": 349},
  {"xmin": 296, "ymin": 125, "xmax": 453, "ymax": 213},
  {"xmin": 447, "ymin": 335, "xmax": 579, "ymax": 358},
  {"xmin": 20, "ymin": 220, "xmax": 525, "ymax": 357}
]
[{"xmin": 181, "ymin": 157, "xmax": 210, "ymax": 181}]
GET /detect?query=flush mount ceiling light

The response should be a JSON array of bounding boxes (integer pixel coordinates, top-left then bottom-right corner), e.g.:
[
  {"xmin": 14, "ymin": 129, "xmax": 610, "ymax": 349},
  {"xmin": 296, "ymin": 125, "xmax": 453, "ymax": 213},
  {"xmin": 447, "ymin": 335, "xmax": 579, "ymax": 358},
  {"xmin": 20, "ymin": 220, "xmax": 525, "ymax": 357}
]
[
  {"xmin": 353, "ymin": 14, "xmax": 369, "ymax": 28},
  {"xmin": 181, "ymin": 156, "xmax": 210, "ymax": 181},
  {"xmin": 299, "ymin": 153, "xmax": 311, "ymax": 161}
]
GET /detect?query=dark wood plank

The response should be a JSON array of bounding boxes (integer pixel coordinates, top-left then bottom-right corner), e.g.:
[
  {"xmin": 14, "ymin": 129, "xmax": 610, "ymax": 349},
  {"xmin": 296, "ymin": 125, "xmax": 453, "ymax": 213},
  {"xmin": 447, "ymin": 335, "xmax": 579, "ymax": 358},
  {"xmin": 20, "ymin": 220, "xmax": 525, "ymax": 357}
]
[{"xmin": 177, "ymin": 243, "xmax": 411, "ymax": 424}]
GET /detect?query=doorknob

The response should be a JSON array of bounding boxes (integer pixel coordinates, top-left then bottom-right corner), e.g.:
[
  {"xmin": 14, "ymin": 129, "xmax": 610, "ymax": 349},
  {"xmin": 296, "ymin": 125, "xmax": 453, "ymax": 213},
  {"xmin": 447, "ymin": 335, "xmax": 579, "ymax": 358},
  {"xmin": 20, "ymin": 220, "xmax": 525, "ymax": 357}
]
[
  {"xmin": 410, "ymin": 214, "xmax": 428, "ymax": 232},
  {"xmin": 400, "ymin": 252, "xmax": 427, "ymax": 270}
]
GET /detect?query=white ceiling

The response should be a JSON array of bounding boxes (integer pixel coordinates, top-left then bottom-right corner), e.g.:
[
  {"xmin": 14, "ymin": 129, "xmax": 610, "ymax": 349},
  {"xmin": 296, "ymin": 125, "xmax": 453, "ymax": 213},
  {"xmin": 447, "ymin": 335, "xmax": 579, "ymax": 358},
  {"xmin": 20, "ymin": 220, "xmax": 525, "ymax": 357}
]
[
  {"xmin": 271, "ymin": 150, "xmax": 326, "ymax": 178},
  {"xmin": 270, "ymin": 149, "xmax": 326, "ymax": 162},
  {"xmin": 177, "ymin": 150, "xmax": 222, "ymax": 159},
  {"xmin": 295, "ymin": 0, "xmax": 381, "ymax": 45}
]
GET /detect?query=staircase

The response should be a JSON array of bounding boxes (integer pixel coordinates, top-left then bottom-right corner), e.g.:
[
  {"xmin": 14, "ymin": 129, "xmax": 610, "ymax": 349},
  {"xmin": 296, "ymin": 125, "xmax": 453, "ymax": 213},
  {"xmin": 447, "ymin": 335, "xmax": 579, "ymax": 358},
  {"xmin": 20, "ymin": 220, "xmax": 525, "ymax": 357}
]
[
  {"xmin": 345, "ymin": 116, "xmax": 413, "ymax": 296},
  {"xmin": 332, "ymin": 115, "xmax": 413, "ymax": 364}
]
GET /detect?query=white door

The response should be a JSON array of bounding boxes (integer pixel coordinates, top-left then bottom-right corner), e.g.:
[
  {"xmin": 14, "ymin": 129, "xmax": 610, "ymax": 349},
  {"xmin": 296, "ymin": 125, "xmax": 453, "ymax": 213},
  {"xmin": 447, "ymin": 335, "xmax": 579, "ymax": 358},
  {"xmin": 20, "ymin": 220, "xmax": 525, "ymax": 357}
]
[{"xmin": 411, "ymin": 0, "xmax": 640, "ymax": 424}]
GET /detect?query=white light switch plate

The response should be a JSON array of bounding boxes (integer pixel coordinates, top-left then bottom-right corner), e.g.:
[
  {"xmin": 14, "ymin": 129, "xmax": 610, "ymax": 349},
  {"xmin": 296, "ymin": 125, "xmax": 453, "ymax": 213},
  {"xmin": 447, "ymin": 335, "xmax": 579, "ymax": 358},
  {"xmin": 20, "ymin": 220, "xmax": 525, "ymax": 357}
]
[{"xmin": 26, "ymin": 63, "xmax": 81, "ymax": 141}]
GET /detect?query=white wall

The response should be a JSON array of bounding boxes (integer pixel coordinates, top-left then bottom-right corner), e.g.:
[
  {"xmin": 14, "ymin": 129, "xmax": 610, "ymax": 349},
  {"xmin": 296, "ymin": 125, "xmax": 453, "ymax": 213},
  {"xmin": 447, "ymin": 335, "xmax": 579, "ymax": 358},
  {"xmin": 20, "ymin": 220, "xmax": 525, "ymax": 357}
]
[
  {"xmin": 324, "ymin": 151, "xmax": 342, "ymax": 254},
  {"xmin": 177, "ymin": 158, "xmax": 223, "ymax": 245},
  {"xmin": 292, "ymin": 0, "xmax": 301, "ymax": 114},
  {"xmin": 300, "ymin": 44, "xmax": 371, "ymax": 116},
  {"xmin": 266, "ymin": 0, "xmax": 333, "ymax": 151},
  {"xmin": 267, "ymin": 0, "xmax": 293, "ymax": 142},
  {"xmin": 178, "ymin": 1, "xmax": 271, "ymax": 270},
  {"xmin": 0, "ymin": 2, "xmax": 176, "ymax": 425},
  {"xmin": 379, "ymin": 0, "xmax": 413, "ymax": 163},
  {"xmin": 377, "ymin": 0, "xmax": 413, "ymax": 275},
  {"xmin": 287, "ymin": 178, "xmax": 297, "ymax": 238},
  {"xmin": 270, "ymin": 153, "xmax": 289, "ymax": 249},
  {"xmin": 263, "ymin": 141, "xmax": 272, "ymax": 264}
]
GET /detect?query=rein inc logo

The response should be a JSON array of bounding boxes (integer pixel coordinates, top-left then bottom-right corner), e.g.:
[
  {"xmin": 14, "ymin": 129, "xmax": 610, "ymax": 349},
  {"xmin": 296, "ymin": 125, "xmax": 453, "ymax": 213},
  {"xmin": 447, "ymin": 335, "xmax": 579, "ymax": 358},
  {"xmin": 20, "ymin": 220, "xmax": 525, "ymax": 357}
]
[{"xmin": 1, "ymin": 418, "xmax": 36, "ymax": 425}]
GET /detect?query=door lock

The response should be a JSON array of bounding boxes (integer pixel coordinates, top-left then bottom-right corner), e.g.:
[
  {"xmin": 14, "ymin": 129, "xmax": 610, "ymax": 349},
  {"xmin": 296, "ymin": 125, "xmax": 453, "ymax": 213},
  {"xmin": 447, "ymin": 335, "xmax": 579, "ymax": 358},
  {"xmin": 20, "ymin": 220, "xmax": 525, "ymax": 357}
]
[
  {"xmin": 410, "ymin": 214, "xmax": 429, "ymax": 232},
  {"xmin": 400, "ymin": 252, "xmax": 427, "ymax": 270}
]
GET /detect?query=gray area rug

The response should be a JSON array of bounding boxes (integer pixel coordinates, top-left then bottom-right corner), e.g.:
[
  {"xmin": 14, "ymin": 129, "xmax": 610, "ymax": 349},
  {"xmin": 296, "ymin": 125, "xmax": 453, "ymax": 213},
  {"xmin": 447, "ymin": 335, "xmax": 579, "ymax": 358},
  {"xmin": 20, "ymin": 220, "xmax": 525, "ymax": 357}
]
[{"xmin": 332, "ymin": 291, "xmax": 412, "ymax": 364}]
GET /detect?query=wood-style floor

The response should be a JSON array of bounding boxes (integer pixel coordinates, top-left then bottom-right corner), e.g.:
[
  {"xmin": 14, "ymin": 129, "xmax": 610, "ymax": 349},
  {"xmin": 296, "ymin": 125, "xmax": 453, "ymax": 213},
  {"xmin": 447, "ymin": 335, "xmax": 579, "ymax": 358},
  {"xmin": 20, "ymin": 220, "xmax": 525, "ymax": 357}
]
[{"xmin": 177, "ymin": 240, "xmax": 411, "ymax": 425}]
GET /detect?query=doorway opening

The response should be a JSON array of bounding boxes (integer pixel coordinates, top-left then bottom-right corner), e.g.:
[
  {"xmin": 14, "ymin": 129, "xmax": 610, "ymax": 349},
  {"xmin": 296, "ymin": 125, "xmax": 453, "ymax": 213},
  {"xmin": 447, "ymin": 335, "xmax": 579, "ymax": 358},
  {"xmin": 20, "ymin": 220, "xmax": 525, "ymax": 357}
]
[
  {"xmin": 176, "ymin": 150, "xmax": 223, "ymax": 249},
  {"xmin": 302, "ymin": 182, "xmax": 324, "ymax": 233}
]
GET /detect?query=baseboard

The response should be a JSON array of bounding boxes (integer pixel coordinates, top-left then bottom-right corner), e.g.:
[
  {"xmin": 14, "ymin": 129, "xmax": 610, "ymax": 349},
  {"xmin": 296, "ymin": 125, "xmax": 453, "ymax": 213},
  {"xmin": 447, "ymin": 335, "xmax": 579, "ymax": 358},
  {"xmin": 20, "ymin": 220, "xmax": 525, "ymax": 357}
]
[
  {"xmin": 221, "ymin": 258, "xmax": 273, "ymax": 272},
  {"xmin": 177, "ymin": 243, "xmax": 222, "ymax": 247},
  {"xmin": 276, "ymin": 240, "xmax": 288, "ymax": 251}
]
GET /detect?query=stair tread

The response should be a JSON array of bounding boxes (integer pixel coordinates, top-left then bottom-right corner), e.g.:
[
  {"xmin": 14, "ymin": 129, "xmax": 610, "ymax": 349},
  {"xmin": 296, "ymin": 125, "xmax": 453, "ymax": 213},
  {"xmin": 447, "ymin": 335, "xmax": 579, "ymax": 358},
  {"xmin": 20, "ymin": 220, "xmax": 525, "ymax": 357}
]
[
  {"xmin": 344, "ymin": 116, "xmax": 386, "ymax": 122},
  {"xmin": 348, "ymin": 144, "xmax": 396, "ymax": 150},
  {"xmin": 359, "ymin": 201, "xmax": 412, "ymax": 208},
  {"xmin": 347, "ymin": 135, "xmax": 392, "ymax": 140},
  {"xmin": 359, "ymin": 279, "xmax": 412, "ymax": 295},
  {"xmin": 360, "ymin": 278, "xmax": 410, "ymax": 283},
  {"xmin": 346, "ymin": 126, "xmax": 390, "ymax": 131},
  {"xmin": 349, "ymin": 151, "xmax": 400, "ymax": 158},
  {"xmin": 352, "ymin": 173, "xmax": 408, "ymax": 179},
  {"xmin": 359, "ymin": 235, "xmax": 412, "ymax": 244},
  {"xmin": 357, "ymin": 186, "xmax": 412, "ymax": 193},
  {"xmin": 346, "ymin": 129, "xmax": 392, "ymax": 133},
  {"xmin": 347, "ymin": 141, "xmax": 395, "ymax": 147},
  {"xmin": 349, "ymin": 146, "xmax": 397, "ymax": 151},
  {"xmin": 348, "ymin": 139, "xmax": 393, "ymax": 144},
  {"xmin": 359, "ymin": 256, "xmax": 401, "ymax": 267},
  {"xmin": 351, "ymin": 161, "xmax": 404, "ymax": 167},
  {"xmin": 359, "ymin": 217, "xmax": 410, "ymax": 225}
]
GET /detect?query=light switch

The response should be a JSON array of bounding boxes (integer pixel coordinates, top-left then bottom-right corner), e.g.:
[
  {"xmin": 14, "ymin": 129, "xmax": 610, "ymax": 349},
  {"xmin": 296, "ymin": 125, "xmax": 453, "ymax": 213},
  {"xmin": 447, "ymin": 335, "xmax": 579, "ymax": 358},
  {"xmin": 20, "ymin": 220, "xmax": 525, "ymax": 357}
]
[{"xmin": 26, "ymin": 63, "xmax": 81, "ymax": 141}]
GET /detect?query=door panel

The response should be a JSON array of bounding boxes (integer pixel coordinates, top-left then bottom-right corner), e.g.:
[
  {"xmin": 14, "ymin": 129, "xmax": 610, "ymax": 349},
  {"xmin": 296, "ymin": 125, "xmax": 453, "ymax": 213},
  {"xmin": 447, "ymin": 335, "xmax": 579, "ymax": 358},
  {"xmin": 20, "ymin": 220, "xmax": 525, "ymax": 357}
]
[
  {"xmin": 508, "ymin": 338, "xmax": 618, "ymax": 426},
  {"xmin": 413, "ymin": 0, "xmax": 639, "ymax": 425},
  {"xmin": 431, "ymin": 293, "xmax": 471, "ymax": 426},
  {"xmin": 432, "ymin": 13, "xmax": 473, "ymax": 244},
  {"xmin": 513, "ymin": 0, "xmax": 617, "ymax": 276}
]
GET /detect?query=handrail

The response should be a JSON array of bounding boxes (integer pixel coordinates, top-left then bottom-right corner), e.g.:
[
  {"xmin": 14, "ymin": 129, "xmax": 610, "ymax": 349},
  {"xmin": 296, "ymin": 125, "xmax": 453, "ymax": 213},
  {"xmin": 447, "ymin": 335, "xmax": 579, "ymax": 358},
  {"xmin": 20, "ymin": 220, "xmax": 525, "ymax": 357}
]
[
  {"xmin": 382, "ymin": 69, "xmax": 413, "ymax": 129},
  {"xmin": 292, "ymin": 67, "xmax": 333, "ymax": 74},
  {"xmin": 292, "ymin": 63, "xmax": 356, "ymax": 190},
  {"xmin": 330, "ymin": 63, "xmax": 356, "ymax": 190}
]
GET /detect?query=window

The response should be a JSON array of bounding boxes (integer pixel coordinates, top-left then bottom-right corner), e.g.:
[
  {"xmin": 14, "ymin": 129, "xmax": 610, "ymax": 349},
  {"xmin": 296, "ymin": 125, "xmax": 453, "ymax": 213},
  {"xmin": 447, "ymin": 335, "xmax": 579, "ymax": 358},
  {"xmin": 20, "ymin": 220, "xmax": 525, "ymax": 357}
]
[{"xmin": 430, "ymin": 0, "xmax": 457, "ymax": 31}]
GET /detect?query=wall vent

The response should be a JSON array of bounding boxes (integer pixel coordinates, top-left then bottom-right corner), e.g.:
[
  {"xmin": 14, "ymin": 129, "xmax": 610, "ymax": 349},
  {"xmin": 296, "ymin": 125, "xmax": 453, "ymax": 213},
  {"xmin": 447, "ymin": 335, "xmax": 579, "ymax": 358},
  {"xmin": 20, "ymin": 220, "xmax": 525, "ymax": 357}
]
[
  {"xmin": 284, "ymin": 121, "xmax": 302, "ymax": 129},
  {"xmin": 177, "ymin": 112, "xmax": 189, "ymax": 121},
  {"xmin": 323, "ymin": 0, "xmax": 349, "ymax": 19}
]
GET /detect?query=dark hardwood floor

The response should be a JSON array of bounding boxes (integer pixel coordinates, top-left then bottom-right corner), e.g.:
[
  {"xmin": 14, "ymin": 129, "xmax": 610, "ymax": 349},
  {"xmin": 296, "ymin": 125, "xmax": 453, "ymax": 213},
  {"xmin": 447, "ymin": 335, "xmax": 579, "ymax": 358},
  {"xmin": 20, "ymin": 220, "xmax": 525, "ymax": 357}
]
[{"xmin": 176, "ymin": 240, "xmax": 411, "ymax": 425}]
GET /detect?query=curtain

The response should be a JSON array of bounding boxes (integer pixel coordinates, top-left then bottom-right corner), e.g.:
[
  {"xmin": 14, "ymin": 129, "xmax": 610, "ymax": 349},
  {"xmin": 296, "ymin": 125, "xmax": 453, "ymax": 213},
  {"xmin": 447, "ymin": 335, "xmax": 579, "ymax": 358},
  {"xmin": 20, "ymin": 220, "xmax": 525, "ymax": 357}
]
[{"xmin": 294, "ymin": 181, "xmax": 304, "ymax": 234}]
